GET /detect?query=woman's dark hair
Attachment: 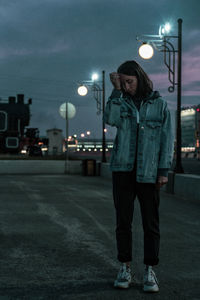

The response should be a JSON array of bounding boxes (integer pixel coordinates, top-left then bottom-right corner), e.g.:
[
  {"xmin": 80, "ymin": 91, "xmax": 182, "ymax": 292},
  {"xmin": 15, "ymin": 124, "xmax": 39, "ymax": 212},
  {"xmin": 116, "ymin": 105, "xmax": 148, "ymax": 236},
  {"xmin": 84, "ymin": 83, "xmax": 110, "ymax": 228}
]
[{"xmin": 117, "ymin": 60, "xmax": 153, "ymax": 98}]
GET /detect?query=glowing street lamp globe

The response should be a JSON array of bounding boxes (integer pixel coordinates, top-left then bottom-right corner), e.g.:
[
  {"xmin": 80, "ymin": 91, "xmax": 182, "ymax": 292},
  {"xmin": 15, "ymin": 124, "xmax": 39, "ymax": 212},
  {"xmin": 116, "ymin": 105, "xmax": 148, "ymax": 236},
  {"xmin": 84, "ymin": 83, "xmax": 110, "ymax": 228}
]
[
  {"xmin": 92, "ymin": 73, "xmax": 99, "ymax": 81},
  {"xmin": 78, "ymin": 85, "xmax": 88, "ymax": 96},
  {"xmin": 139, "ymin": 43, "xmax": 154, "ymax": 59},
  {"xmin": 59, "ymin": 102, "xmax": 76, "ymax": 119},
  {"xmin": 164, "ymin": 23, "xmax": 171, "ymax": 33},
  {"xmin": 159, "ymin": 23, "xmax": 171, "ymax": 36}
]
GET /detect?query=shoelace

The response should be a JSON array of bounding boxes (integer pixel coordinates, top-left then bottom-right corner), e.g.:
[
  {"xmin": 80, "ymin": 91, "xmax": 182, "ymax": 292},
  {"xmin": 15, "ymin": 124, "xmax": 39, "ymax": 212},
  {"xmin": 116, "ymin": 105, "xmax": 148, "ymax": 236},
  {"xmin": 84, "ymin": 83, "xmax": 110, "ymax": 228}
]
[
  {"xmin": 119, "ymin": 266, "xmax": 130, "ymax": 279},
  {"xmin": 147, "ymin": 269, "xmax": 154, "ymax": 282}
]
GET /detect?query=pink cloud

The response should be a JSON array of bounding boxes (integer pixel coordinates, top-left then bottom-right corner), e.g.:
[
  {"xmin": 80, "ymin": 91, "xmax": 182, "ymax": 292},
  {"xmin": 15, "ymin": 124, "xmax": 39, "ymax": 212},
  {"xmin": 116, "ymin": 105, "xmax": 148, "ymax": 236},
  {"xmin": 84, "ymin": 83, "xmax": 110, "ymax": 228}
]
[
  {"xmin": 148, "ymin": 43, "xmax": 200, "ymax": 97},
  {"xmin": 182, "ymin": 91, "xmax": 200, "ymax": 96},
  {"xmin": 182, "ymin": 44, "xmax": 200, "ymax": 86},
  {"xmin": 149, "ymin": 72, "xmax": 168, "ymax": 86}
]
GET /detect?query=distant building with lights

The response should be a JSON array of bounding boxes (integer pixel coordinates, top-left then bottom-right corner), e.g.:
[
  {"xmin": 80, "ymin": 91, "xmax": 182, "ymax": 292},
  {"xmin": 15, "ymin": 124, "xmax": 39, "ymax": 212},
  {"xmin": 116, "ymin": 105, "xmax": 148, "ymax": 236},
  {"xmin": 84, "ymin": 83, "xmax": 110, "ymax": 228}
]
[
  {"xmin": 178, "ymin": 105, "xmax": 200, "ymax": 154},
  {"xmin": 68, "ymin": 137, "xmax": 113, "ymax": 153}
]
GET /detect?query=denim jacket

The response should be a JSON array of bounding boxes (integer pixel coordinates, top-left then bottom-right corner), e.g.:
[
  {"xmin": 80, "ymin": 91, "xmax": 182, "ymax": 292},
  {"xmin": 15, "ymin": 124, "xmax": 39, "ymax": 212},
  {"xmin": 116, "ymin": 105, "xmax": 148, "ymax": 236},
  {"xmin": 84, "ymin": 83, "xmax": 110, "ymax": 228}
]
[{"xmin": 104, "ymin": 90, "xmax": 174, "ymax": 183}]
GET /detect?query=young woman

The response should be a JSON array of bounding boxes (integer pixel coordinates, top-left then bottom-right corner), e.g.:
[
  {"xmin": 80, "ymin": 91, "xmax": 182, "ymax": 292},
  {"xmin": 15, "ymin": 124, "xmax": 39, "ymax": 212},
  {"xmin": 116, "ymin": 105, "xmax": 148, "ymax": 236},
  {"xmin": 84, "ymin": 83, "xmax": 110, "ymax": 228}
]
[{"xmin": 104, "ymin": 60, "xmax": 174, "ymax": 292}]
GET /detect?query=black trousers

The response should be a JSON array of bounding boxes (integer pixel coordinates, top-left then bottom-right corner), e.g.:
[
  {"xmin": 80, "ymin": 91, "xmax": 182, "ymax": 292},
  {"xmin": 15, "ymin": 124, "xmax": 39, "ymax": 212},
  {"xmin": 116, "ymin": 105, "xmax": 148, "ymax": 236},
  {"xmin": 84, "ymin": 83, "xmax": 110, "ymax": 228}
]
[{"xmin": 112, "ymin": 169, "xmax": 160, "ymax": 266}]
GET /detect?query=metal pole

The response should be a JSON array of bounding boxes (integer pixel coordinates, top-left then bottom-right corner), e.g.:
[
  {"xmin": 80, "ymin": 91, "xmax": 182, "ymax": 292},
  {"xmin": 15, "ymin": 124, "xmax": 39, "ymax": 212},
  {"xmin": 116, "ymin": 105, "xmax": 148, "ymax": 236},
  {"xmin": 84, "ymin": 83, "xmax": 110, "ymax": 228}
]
[
  {"xmin": 65, "ymin": 102, "xmax": 69, "ymax": 174},
  {"xmin": 102, "ymin": 70, "xmax": 106, "ymax": 162},
  {"xmin": 174, "ymin": 18, "xmax": 184, "ymax": 173}
]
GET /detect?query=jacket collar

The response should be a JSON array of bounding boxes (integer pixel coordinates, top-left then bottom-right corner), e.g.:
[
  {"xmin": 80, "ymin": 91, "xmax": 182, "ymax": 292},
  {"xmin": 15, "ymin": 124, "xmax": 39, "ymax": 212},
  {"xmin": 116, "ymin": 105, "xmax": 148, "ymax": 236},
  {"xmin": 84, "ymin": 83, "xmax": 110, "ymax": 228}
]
[{"xmin": 123, "ymin": 91, "xmax": 160, "ymax": 106}]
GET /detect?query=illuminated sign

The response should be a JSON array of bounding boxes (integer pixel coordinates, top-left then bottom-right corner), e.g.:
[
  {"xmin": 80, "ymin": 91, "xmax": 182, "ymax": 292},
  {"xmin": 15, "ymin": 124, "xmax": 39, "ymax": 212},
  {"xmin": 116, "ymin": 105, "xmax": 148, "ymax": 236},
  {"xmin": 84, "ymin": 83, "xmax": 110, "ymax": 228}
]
[{"xmin": 181, "ymin": 109, "xmax": 195, "ymax": 116}]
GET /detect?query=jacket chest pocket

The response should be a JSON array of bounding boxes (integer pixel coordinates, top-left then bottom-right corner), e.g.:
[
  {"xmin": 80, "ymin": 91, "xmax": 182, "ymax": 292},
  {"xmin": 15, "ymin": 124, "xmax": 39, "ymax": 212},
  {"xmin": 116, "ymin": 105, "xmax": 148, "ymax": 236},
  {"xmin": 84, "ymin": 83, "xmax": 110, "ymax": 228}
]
[
  {"xmin": 145, "ymin": 120, "xmax": 162, "ymax": 139},
  {"xmin": 120, "ymin": 111, "xmax": 132, "ymax": 129}
]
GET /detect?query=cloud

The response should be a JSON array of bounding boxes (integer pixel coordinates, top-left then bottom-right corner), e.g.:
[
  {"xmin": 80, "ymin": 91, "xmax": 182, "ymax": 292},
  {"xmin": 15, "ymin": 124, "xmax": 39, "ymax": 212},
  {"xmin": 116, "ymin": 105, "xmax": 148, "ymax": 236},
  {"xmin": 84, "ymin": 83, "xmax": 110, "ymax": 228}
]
[
  {"xmin": 147, "ymin": 42, "xmax": 200, "ymax": 98},
  {"xmin": 182, "ymin": 44, "xmax": 200, "ymax": 94},
  {"xmin": 0, "ymin": 0, "xmax": 200, "ymax": 138}
]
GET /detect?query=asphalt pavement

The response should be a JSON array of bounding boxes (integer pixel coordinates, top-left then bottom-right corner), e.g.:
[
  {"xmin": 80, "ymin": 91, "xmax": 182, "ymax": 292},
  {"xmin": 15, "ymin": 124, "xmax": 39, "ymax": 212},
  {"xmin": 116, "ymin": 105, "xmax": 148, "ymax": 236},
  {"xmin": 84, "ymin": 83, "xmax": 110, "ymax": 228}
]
[{"xmin": 0, "ymin": 174, "xmax": 199, "ymax": 300}]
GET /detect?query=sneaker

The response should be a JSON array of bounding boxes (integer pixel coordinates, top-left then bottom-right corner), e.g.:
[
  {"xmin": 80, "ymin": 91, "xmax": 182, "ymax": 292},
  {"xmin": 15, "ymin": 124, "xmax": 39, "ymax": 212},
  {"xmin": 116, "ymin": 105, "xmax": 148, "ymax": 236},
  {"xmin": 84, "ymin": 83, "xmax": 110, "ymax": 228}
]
[
  {"xmin": 114, "ymin": 263, "xmax": 132, "ymax": 289},
  {"xmin": 143, "ymin": 265, "xmax": 159, "ymax": 292}
]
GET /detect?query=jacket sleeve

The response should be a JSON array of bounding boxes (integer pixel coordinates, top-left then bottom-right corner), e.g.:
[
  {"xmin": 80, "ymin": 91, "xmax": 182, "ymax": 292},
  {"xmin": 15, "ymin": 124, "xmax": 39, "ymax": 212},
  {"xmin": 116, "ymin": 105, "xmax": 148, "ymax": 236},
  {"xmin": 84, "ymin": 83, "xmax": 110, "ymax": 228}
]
[
  {"xmin": 103, "ymin": 89, "xmax": 122, "ymax": 128},
  {"xmin": 158, "ymin": 102, "xmax": 174, "ymax": 169}
]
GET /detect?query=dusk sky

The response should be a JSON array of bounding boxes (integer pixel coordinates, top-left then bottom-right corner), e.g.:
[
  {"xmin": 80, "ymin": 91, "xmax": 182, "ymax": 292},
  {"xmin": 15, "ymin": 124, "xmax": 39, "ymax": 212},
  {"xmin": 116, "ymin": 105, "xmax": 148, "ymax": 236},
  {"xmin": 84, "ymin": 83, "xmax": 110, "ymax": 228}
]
[{"xmin": 0, "ymin": 0, "xmax": 199, "ymax": 139}]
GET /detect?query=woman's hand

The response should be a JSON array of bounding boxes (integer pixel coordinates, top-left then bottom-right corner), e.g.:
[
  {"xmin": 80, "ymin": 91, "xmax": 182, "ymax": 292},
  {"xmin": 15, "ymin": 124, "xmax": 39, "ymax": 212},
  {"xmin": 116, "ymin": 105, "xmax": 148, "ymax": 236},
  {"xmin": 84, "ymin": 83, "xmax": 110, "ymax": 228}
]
[
  {"xmin": 110, "ymin": 72, "xmax": 121, "ymax": 90},
  {"xmin": 156, "ymin": 176, "xmax": 168, "ymax": 189}
]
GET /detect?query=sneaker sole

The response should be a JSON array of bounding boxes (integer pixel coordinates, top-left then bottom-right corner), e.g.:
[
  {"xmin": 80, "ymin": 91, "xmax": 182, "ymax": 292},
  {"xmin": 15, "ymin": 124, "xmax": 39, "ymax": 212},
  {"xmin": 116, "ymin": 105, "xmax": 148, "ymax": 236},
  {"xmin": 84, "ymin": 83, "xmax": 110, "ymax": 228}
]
[
  {"xmin": 143, "ymin": 285, "xmax": 159, "ymax": 293},
  {"xmin": 114, "ymin": 280, "xmax": 131, "ymax": 289}
]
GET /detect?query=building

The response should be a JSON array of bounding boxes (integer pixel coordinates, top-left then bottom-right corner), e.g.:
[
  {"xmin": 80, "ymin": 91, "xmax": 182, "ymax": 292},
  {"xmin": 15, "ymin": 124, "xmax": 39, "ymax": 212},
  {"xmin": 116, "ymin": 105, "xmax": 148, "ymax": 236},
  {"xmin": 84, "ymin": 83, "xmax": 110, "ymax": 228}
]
[
  {"xmin": 179, "ymin": 105, "xmax": 200, "ymax": 154},
  {"xmin": 0, "ymin": 94, "xmax": 31, "ymax": 153},
  {"xmin": 46, "ymin": 128, "xmax": 64, "ymax": 155},
  {"xmin": 68, "ymin": 137, "xmax": 113, "ymax": 153}
]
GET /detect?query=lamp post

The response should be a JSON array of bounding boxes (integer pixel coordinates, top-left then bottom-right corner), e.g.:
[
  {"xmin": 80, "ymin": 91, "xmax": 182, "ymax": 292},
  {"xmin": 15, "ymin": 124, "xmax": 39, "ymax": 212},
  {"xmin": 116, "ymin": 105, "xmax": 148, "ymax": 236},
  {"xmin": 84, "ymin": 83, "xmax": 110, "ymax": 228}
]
[
  {"xmin": 59, "ymin": 102, "xmax": 76, "ymax": 173},
  {"xmin": 78, "ymin": 70, "xmax": 107, "ymax": 162},
  {"xmin": 137, "ymin": 18, "xmax": 184, "ymax": 173}
]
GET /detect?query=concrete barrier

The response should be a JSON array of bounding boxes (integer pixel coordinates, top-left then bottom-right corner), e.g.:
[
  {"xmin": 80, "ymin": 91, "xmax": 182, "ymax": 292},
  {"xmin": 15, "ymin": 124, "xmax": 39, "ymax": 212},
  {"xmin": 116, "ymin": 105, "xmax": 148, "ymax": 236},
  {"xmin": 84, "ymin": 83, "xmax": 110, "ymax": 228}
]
[
  {"xmin": 1, "ymin": 160, "xmax": 199, "ymax": 203},
  {"xmin": 100, "ymin": 163, "xmax": 200, "ymax": 204},
  {"xmin": 174, "ymin": 174, "xmax": 200, "ymax": 203},
  {"xmin": 100, "ymin": 162, "xmax": 112, "ymax": 179},
  {"xmin": 0, "ymin": 160, "xmax": 82, "ymax": 175},
  {"xmin": 160, "ymin": 171, "xmax": 175, "ymax": 194}
]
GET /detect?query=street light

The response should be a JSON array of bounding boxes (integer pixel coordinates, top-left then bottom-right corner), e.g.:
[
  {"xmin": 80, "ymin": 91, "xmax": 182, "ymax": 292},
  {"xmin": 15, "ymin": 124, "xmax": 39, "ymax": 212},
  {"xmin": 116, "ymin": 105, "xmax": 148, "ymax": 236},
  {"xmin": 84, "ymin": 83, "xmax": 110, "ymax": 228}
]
[
  {"xmin": 86, "ymin": 131, "xmax": 91, "ymax": 136},
  {"xmin": 136, "ymin": 18, "xmax": 184, "ymax": 174},
  {"xmin": 139, "ymin": 43, "xmax": 154, "ymax": 59},
  {"xmin": 91, "ymin": 73, "xmax": 99, "ymax": 81},
  {"xmin": 78, "ymin": 85, "xmax": 88, "ymax": 96},
  {"xmin": 77, "ymin": 70, "xmax": 107, "ymax": 162},
  {"xmin": 159, "ymin": 23, "xmax": 171, "ymax": 36},
  {"xmin": 59, "ymin": 102, "xmax": 76, "ymax": 174}
]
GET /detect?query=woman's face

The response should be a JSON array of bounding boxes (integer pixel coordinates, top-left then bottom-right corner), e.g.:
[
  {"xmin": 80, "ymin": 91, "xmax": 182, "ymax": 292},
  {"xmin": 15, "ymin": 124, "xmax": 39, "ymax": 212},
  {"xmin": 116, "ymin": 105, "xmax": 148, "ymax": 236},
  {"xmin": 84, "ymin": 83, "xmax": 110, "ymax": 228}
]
[{"xmin": 120, "ymin": 74, "xmax": 138, "ymax": 96}]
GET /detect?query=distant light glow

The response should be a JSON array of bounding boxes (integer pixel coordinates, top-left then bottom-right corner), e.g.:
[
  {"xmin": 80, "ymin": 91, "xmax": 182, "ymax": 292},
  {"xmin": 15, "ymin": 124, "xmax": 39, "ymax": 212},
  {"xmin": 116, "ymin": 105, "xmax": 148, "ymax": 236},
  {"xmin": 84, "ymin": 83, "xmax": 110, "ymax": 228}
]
[
  {"xmin": 164, "ymin": 23, "xmax": 171, "ymax": 33},
  {"xmin": 182, "ymin": 147, "xmax": 195, "ymax": 152},
  {"xmin": 181, "ymin": 109, "xmax": 195, "ymax": 116},
  {"xmin": 159, "ymin": 23, "xmax": 171, "ymax": 36},
  {"xmin": 81, "ymin": 133, "xmax": 85, "ymax": 137},
  {"xmin": 92, "ymin": 73, "xmax": 98, "ymax": 81},
  {"xmin": 78, "ymin": 85, "xmax": 88, "ymax": 96},
  {"xmin": 86, "ymin": 131, "xmax": 91, "ymax": 135},
  {"xmin": 139, "ymin": 43, "xmax": 154, "ymax": 59}
]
